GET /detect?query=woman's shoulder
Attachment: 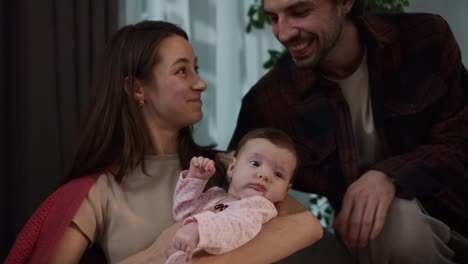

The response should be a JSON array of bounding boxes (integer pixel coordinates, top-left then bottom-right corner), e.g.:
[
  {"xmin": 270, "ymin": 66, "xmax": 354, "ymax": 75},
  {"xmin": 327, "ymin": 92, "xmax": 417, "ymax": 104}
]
[{"xmin": 61, "ymin": 170, "xmax": 110, "ymax": 197}]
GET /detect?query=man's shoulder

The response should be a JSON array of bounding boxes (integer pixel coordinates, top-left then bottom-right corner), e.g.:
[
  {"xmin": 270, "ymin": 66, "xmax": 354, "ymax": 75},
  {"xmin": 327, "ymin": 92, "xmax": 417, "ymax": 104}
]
[
  {"xmin": 244, "ymin": 54, "xmax": 294, "ymax": 100},
  {"xmin": 365, "ymin": 13, "xmax": 450, "ymax": 38},
  {"xmin": 367, "ymin": 12, "xmax": 446, "ymax": 25}
]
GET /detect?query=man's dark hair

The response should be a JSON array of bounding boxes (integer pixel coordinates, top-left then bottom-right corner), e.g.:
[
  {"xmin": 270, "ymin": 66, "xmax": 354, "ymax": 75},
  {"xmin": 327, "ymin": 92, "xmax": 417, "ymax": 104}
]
[{"xmin": 348, "ymin": 0, "xmax": 365, "ymax": 20}]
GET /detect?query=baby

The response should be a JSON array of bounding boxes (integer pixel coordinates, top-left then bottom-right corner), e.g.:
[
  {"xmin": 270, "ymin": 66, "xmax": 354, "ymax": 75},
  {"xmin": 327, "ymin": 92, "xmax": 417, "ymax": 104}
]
[{"xmin": 166, "ymin": 128, "xmax": 298, "ymax": 263}]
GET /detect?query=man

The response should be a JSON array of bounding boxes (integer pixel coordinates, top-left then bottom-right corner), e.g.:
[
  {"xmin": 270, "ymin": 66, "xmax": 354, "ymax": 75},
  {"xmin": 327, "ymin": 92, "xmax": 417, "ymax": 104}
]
[{"xmin": 229, "ymin": 0, "xmax": 468, "ymax": 263}]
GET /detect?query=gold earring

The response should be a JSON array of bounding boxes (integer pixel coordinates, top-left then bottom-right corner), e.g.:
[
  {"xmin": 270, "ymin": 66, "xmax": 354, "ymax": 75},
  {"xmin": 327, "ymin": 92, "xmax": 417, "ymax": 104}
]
[{"xmin": 138, "ymin": 99, "xmax": 145, "ymax": 107}]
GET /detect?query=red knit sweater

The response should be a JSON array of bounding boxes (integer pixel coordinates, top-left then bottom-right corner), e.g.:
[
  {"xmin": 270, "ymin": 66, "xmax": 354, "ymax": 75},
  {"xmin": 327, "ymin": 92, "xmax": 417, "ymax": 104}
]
[{"xmin": 6, "ymin": 172, "xmax": 101, "ymax": 264}]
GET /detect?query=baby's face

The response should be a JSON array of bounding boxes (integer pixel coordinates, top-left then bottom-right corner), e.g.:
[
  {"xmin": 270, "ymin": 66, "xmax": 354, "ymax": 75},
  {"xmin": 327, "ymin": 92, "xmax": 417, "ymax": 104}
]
[{"xmin": 227, "ymin": 138, "xmax": 296, "ymax": 203}]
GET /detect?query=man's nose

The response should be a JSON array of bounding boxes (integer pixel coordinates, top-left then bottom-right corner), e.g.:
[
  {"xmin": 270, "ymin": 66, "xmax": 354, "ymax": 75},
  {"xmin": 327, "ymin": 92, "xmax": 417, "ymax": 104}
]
[{"xmin": 276, "ymin": 18, "xmax": 299, "ymax": 43}]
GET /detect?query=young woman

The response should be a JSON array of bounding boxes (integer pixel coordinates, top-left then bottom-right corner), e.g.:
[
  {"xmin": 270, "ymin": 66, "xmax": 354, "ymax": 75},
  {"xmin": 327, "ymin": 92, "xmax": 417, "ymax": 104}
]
[{"xmin": 6, "ymin": 21, "xmax": 322, "ymax": 264}]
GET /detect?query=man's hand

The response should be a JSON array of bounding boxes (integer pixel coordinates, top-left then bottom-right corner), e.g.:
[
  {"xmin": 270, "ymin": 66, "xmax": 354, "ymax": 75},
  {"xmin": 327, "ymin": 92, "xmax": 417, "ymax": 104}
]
[
  {"xmin": 173, "ymin": 222, "xmax": 200, "ymax": 261},
  {"xmin": 334, "ymin": 170, "xmax": 396, "ymax": 248},
  {"xmin": 189, "ymin": 157, "xmax": 216, "ymax": 180}
]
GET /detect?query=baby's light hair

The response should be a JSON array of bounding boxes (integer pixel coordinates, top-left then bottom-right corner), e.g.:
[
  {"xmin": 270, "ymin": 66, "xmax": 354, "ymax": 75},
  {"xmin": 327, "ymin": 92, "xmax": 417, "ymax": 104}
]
[{"xmin": 235, "ymin": 128, "xmax": 298, "ymax": 180}]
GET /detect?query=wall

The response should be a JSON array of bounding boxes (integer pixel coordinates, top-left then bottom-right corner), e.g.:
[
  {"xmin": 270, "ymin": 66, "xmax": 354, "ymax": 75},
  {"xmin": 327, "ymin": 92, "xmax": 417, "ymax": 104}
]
[{"xmin": 408, "ymin": 0, "xmax": 468, "ymax": 65}]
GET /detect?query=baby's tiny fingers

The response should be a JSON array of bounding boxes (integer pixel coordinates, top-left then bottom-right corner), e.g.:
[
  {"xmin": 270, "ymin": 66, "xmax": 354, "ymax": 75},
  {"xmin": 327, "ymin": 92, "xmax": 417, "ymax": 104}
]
[
  {"xmin": 185, "ymin": 249, "xmax": 194, "ymax": 262},
  {"xmin": 209, "ymin": 160, "xmax": 216, "ymax": 172},
  {"xmin": 173, "ymin": 240, "xmax": 181, "ymax": 251},
  {"xmin": 190, "ymin": 157, "xmax": 199, "ymax": 167},
  {"xmin": 197, "ymin": 156, "xmax": 205, "ymax": 166},
  {"xmin": 202, "ymin": 158, "xmax": 211, "ymax": 169}
]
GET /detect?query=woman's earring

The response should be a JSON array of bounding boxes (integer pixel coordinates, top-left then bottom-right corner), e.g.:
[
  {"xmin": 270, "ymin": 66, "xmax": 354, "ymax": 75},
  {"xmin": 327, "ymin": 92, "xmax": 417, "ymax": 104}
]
[{"xmin": 138, "ymin": 99, "xmax": 145, "ymax": 108}]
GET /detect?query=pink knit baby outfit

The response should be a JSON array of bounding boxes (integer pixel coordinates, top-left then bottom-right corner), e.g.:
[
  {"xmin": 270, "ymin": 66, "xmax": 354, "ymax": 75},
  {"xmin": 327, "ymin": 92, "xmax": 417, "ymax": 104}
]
[{"xmin": 166, "ymin": 170, "xmax": 277, "ymax": 263}]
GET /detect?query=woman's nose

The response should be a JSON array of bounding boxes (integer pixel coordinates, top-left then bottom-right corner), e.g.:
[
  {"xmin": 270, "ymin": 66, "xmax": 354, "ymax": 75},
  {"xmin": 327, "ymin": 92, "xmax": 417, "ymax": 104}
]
[{"xmin": 192, "ymin": 77, "xmax": 207, "ymax": 91}]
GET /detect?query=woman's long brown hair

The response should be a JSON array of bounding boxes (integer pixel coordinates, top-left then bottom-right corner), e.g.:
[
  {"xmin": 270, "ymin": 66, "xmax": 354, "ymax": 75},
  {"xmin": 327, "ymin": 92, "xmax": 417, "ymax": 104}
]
[{"xmin": 66, "ymin": 21, "xmax": 227, "ymax": 188}]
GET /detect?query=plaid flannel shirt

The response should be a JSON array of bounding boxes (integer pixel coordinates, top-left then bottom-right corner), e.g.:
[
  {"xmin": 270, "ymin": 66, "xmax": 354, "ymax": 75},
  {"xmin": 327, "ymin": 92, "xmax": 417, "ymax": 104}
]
[{"xmin": 229, "ymin": 13, "xmax": 468, "ymax": 237}]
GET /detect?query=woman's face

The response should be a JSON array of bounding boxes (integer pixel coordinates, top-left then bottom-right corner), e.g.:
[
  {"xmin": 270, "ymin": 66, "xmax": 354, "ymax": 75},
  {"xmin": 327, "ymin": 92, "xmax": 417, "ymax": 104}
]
[{"xmin": 142, "ymin": 35, "xmax": 207, "ymax": 131}]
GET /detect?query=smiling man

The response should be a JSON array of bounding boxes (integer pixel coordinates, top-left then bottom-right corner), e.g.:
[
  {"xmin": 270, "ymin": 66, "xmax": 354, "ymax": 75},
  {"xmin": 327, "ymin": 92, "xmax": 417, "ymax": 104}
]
[{"xmin": 229, "ymin": 0, "xmax": 468, "ymax": 263}]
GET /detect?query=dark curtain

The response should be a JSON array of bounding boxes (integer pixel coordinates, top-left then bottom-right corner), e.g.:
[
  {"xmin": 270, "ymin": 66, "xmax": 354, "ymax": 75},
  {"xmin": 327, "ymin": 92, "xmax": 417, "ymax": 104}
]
[{"xmin": 0, "ymin": 0, "xmax": 118, "ymax": 259}]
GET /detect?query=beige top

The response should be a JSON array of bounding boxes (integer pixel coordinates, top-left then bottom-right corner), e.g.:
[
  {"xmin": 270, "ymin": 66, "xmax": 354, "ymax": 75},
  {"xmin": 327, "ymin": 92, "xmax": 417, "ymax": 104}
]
[
  {"xmin": 72, "ymin": 154, "xmax": 181, "ymax": 263},
  {"xmin": 329, "ymin": 51, "xmax": 383, "ymax": 170}
]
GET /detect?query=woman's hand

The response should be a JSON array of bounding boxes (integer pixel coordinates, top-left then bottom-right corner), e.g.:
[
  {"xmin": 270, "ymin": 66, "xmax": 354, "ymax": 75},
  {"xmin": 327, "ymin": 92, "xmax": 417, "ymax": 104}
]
[{"xmin": 173, "ymin": 222, "xmax": 200, "ymax": 261}]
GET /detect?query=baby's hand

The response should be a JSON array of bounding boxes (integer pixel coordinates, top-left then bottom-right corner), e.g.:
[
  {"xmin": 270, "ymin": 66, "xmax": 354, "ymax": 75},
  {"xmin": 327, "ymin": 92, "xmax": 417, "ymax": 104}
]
[
  {"xmin": 189, "ymin": 156, "xmax": 215, "ymax": 180},
  {"xmin": 173, "ymin": 222, "xmax": 199, "ymax": 261}
]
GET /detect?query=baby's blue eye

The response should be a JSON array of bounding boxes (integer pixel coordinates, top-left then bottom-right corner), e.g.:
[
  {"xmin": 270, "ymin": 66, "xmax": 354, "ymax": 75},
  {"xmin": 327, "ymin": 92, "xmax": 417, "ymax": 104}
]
[
  {"xmin": 274, "ymin": 171, "xmax": 283, "ymax": 178},
  {"xmin": 176, "ymin": 68, "xmax": 187, "ymax": 74},
  {"xmin": 249, "ymin": 161, "xmax": 260, "ymax": 167}
]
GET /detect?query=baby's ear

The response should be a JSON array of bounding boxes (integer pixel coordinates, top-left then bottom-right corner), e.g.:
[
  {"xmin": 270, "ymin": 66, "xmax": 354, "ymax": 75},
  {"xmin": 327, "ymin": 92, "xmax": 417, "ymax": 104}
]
[
  {"xmin": 226, "ymin": 157, "xmax": 236, "ymax": 182},
  {"xmin": 215, "ymin": 151, "xmax": 235, "ymax": 170}
]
